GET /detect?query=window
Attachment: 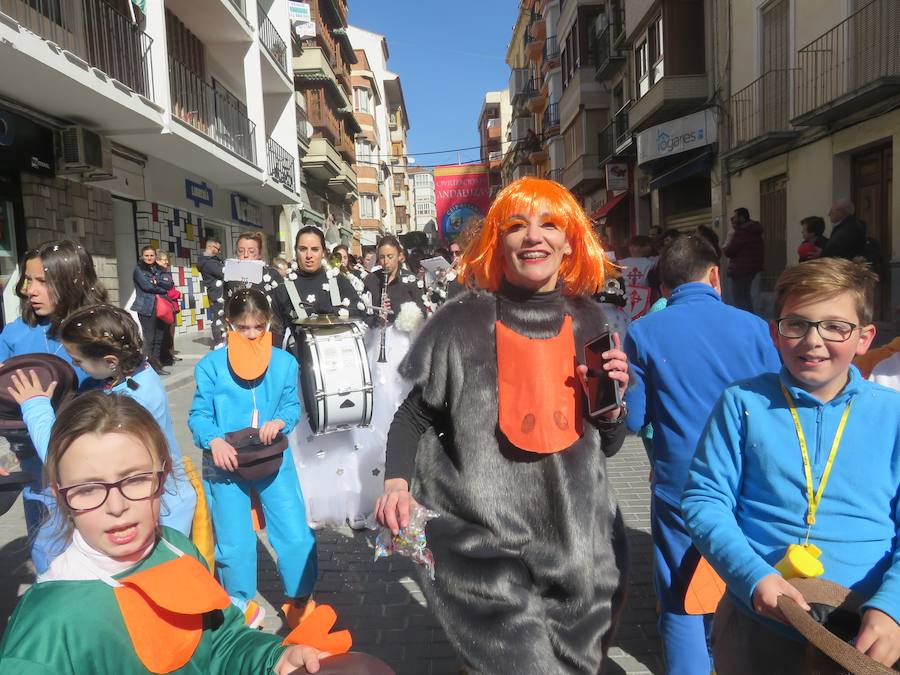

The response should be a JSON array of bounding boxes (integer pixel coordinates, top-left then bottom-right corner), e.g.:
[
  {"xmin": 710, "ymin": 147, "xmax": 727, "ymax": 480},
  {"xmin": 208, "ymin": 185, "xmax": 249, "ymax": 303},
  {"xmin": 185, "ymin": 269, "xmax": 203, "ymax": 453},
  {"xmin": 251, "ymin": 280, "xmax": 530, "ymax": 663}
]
[
  {"xmin": 360, "ymin": 194, "xmax": 378, "ymax": 219},
  {"xmin": 414, "ymin": 173, "xmax": 431, "ymax": 187},
  {"xmin": 635, "ymin": 14, "xmax": 663, "ymax": 98},
  {"xmin": 353, "ymin": 87, "xmax": 371, "ymax": 113},
  {"xmin": 355, "ymin": 139, "xmax": 372, "ymax": 164},
  {"xmin": 393, "ymin": 175, "xmax": 404, "ymax": 194}
]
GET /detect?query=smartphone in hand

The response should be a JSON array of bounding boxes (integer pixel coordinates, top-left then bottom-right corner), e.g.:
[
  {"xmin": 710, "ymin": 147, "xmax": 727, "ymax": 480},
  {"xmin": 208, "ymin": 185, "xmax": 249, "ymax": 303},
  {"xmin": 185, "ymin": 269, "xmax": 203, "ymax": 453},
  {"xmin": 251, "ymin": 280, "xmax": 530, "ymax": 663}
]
[{"xmin": 584, "ymin": 333, "xmax": 623, "ymax": 417}]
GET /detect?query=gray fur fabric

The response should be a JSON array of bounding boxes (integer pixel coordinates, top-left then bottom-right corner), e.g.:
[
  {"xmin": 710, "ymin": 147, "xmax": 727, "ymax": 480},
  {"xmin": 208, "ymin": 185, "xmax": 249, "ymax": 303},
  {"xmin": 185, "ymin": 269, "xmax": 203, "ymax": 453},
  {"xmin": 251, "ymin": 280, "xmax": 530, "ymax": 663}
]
[{"xmin": 399, "ymin": 287, "xmax": 629, "ymax": 674}]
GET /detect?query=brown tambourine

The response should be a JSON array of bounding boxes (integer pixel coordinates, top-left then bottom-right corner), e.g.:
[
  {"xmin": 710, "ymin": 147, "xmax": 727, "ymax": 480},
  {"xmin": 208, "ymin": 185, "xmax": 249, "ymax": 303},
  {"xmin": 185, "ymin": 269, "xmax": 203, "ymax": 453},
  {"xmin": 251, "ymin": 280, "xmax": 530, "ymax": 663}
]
[{"xmin": 777, "ymin": 577, "xmax": 899, "ymax": 674}]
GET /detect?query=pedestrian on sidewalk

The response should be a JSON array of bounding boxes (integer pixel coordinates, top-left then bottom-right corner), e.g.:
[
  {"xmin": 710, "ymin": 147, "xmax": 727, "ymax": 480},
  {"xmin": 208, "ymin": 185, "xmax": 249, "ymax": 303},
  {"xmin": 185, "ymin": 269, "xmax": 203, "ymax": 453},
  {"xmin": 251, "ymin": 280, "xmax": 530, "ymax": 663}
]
[
  {"xmin": 683, "ymin": 258, "xmax": 900, "ymax": 672},
  {"xmin": 130, "ymin": 245, "xmax": 173, "ymax": 375},
  {"xmin": 8, "ymin": 304, "xmax": 197, "ymax": 537},
  {"xmin": 723, "ymin": 207, "xmax": 764, "ymax": 313},
  {"xmin": 820, "ymin": 198, "xmax": 866, "ymax": 261},
  {"xmin": 797, "ymin": 216, "xmax": 828, "ymax": 262},
  {"xmin": 623, "ymin": 235, "xmax": 781, "ymax": 674},
  {"xmin": 197, "ymin": 236, "xmax": 225, "ymax": 347},
  {"xmin": 0, "ymin": 393, "xmax": 328, "ymax": 675},
  {"xmin": 156, "ymin": 250, "xmax": 181, "ymax": 367},
  {"xmin": 0, "ymin": 240, "xmax": 107, "ymax": 573},
  {"xmin": 377, "ymin": 177, "xmax": 630, "ymax": 674},
  {"xmin": 189, "ymin": 289, "xmax": 317, "ymax": 630}
]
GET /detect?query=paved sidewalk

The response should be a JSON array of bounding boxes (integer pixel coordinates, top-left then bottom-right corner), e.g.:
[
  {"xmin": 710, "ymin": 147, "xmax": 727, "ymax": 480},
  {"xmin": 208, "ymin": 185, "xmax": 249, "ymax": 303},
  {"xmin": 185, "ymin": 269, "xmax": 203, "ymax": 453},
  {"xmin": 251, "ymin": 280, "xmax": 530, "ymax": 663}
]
[{"xmin": 0, "ymin": 332, "xmax": 663, "ymax": 674}]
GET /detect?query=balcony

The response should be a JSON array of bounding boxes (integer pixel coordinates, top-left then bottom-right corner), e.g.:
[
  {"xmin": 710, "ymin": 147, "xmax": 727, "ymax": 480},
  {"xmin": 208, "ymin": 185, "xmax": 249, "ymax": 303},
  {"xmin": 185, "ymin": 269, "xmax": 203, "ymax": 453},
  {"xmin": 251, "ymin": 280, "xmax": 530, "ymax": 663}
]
[
  {"xmin": 293, "ymin": 47, "xmax": 352, "ymax": 109},
  {"xmin": 793, "ymin": 0, "xmax": 900, "ymax": 127},
  {"xmin": 304, "ymin": 136, "xmax": 342, "ymax": 181},
  {"xmin": 547, "ymin": 168, "xmax": 562, "ymax": 183},
  {"xmin": 542, "ymin": 101, "xmax": 560, "ymax": 134},
  {"xmin": 327, "ymin": 159, "xmax": 356, "ymax": 198},
  {"xmin": 613, "ymin": 101, "xmax": 632, "ymax": 152},
  {"xmin": 594, "ymin": 22, "xmax": 625, "ymax": 81},
  {"xmin": 543, "ymin": 35, "xmax": 560, "ymax": 70},
  {"xmin": 0, "ymin": 0, "xmax": 155, "ymax": 99},
  {"xmin": 487, "ymin": 116, "xmax": 502, "ymax": 140},
  {"xmin": 628, "ymin": 73, "xmax": 708, "ymax": 132},
  {"xmin": 267, "ymin": 137, "xmax": 295, "ymax": 192},
  {"xmin": 257, "ymin": 2, "xmax": 288, "ymax": 78},
  {"xmin": 525, "ymin": 13, "xmax": 546, "ymax": 62},
  {"xmin": 169, "ymin": 58, "xmax": 256, "ymax": 163},
  {"xmin": 511, "ymin": 116, "xmax": 535, "ymax": 150},
  {"xmin": 296, "ymin": 104, "xmax": 310, "ymax": 148},
  {"xmin": 724, "ymin": 70, "xmax": 800, "ymax": 162},
  {"xmin": 526, "ymin": 77, "xmax": 547, "ymax": 113},
  {"xmin": 509, "ymin": 67, "xmax": 531, "ymax": 107}
]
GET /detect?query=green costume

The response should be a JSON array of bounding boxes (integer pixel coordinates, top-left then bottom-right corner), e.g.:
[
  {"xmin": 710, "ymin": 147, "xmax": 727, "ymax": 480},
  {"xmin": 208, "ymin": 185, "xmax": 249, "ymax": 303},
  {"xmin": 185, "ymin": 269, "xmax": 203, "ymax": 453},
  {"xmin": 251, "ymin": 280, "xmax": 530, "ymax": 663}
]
[{"xmin": 0, "ymin": 528, "xmax": 287, "ymax": 674}]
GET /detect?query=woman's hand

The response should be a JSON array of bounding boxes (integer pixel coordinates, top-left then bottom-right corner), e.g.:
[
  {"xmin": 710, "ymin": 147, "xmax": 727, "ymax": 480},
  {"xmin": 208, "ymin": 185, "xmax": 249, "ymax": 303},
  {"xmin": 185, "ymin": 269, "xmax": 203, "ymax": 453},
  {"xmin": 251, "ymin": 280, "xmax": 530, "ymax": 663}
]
[
  {"xmin": 8, "ymin": 369, "xmax": 57, "ymax": 406},
  {"xmin": 856, "ymin": 608, "xmax": 900, "ymax": 667},
  {"xmin": 209, "ymin": 438, "xmax": 238, "ymax": 472},
  {"xmin": 751, "ymin": 573, "xmax": 810, "ymax": 623},
  {"xmin": 380, "ymin": 296, "xmax": 393, "ymax": 324},
  {"xmin": 576, "ymin": 332, "xmax": 629, "ymax": 420},
  {"xmin": 259, "ymin": 419, "xmax": 286, "ymax": 445},
  {"xmin": 375, "ymin": 478, "xmax": 418, "ymax": 535},
  {"xmin": 274, "ymin": 645, "xmax": 331, "ymax": 674}
]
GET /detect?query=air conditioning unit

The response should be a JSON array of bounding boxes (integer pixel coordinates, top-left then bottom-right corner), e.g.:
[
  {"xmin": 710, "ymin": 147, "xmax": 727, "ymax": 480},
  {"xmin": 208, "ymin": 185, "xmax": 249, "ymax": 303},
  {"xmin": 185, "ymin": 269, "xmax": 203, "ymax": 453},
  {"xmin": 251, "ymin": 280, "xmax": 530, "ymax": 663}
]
[{"xmin": 56, "ymin": 126, "xmax": 113, "ymax": 180}]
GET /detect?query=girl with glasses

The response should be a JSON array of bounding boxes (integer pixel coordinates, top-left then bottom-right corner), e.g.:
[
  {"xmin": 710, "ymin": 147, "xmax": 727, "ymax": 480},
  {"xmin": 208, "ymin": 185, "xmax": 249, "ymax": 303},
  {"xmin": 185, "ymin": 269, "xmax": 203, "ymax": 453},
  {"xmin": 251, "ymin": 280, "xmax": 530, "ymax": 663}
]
[{"xmin": 0, "ymin": 393, "xmax": 328, "ymax": 674}]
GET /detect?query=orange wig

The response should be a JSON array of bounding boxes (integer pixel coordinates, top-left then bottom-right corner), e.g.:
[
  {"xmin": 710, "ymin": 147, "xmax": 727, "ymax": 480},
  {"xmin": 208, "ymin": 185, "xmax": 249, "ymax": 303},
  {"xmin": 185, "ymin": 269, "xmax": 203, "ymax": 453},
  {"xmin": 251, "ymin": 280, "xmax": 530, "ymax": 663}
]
[{"xmin": 458, "ymin": 176, "xmax": 613, "ymax": 296}]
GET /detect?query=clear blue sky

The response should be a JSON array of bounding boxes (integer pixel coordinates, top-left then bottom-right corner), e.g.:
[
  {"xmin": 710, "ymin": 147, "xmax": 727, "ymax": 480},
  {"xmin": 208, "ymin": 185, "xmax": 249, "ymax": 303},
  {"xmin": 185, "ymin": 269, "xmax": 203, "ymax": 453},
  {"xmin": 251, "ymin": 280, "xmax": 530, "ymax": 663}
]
[{"xmin": 348, "ymin": 1, "xmax": 518, "ymax": 168}]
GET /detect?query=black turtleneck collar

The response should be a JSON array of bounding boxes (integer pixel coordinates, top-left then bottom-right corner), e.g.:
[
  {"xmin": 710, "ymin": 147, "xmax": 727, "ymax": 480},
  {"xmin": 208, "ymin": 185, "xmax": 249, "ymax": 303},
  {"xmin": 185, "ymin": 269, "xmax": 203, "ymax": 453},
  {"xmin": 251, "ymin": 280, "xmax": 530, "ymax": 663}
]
[
  {"xmin": 496, "ymin": 278, "xmax": 567, "ymax": 338},
  {"xmin": 296, "ymin": 265, "xmax": 326, "ymax": 279},
  {"xmin": 497, "ymin": 278, "xmax": 564, "ymax": 304}
]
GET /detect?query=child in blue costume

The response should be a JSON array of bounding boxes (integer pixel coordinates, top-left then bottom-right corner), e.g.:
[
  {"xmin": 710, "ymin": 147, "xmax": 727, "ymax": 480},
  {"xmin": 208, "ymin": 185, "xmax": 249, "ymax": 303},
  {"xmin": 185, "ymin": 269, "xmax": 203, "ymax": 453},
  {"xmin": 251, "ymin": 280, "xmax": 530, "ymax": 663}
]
[
  {"xmin": 189, "ymin": 288, "xmax": 317, "ymax": 628},
  {"xmin": 0, "ymin": 241, "xmax": 107, "ymax": 572},
  {"xmin": 0, "ymin": 392, "xmax": 327, "ymax": 675},
  {"xmin": 10, "ymin": 305, "xmax": 197, "ymax": 536},
  {"xmin": 683, "ymin": 258, "xmax": 900, "ymax": 672}
]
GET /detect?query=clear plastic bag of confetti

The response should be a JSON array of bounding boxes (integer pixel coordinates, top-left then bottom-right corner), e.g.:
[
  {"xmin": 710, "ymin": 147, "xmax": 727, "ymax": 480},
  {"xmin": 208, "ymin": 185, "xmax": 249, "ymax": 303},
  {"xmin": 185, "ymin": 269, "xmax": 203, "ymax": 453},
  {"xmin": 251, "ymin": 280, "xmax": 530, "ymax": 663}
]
[{"xmin": 373, "ymin": 504, "xmax": 439, "ymax": 579}]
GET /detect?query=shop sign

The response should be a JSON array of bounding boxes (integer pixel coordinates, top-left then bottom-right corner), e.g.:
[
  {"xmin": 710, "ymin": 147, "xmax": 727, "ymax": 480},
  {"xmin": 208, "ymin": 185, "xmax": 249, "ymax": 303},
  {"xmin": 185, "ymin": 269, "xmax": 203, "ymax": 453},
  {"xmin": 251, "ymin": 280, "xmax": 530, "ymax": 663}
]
[
  {"xmin": 637, "ymin": 109, "xmax": 717, "ymax": 165},
  {"xmin": 185, "ymin": 179, "xmax": 213, "ymax": 208},
  {"xmin": 231, "ymin": 193, "xmax": 263, "ymax": 228},
  {"xmin": 606, "ymin": 163, "xmax": 628, "ymax": 193},
  {"xmin": 289, "ymin": 2, "xmax": 315, "ymax": 37},
  {"xmin": 0, "ymin": 109, "xmax": 54, "ymax": 176}
]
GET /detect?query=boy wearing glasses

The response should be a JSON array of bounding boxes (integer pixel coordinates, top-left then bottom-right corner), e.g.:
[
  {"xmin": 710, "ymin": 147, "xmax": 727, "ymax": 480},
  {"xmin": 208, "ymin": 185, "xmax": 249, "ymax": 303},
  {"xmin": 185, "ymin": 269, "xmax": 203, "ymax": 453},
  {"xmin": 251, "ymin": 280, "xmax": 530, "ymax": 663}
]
[{"xmin": 683, "ymin": 257, "xmax": 900, "ymax": 671}]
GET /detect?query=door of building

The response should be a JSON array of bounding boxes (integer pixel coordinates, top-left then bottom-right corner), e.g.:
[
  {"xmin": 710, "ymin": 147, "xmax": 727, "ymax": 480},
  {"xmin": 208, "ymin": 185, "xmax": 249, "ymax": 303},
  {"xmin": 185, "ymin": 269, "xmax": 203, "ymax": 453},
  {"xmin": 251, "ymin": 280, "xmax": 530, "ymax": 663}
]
[
  {"xmin": 759, "ymin": 173, "xmax": 787, "ymax": 293},
  {"xmin": 852, "ymin": 143, "xmax": 892, "ymax": 320}
]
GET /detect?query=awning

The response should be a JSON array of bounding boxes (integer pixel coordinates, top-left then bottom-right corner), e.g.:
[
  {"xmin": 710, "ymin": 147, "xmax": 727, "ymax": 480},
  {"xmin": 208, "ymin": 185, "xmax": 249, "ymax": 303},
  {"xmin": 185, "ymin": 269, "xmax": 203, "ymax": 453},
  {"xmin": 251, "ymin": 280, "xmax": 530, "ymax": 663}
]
[
  {"xmin": 649, "ymin": 147, "xmax": 715, "ymax": 192},
  {"xmin": 589, "ymin": 191, "xmax": 629, "ymax": 221},
  {"xmin": 302, "ymin": 207, "xmax": 325, "ymax": 226}
]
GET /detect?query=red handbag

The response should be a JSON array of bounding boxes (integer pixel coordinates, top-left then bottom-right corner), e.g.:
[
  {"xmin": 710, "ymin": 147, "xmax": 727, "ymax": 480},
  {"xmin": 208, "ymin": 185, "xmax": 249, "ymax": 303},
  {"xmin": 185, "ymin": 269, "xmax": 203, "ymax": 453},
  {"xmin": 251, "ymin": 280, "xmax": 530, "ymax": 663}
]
[{"xmin": 155, "ymin": 294, "xmax": 175, "ymax": 325}]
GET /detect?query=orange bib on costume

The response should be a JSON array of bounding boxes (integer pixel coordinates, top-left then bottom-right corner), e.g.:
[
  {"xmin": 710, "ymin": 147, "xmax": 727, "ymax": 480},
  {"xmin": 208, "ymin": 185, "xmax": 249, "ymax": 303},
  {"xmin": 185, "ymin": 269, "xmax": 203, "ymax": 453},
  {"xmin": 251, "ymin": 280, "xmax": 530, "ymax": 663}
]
[
  {"xmin": 495, "ymin": 315, "xmax": 582, "ymax": 454},
  {"xmin": 113, "ymin": 553, "xmax": 230, "ymax": 674}
]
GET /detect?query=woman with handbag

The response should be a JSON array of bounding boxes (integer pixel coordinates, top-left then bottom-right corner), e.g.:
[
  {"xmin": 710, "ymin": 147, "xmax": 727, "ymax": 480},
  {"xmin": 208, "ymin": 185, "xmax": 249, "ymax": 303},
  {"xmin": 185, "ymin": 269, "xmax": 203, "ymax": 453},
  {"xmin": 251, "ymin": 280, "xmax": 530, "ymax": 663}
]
[
  {"xmin": 130, "ymin": 245, "xmax": 173, "ymax": 375},
  {"xmin": 156, "ymin": 250, "xmax": 182, "ymax": 367},
  {"xmin": 188, "ymin": 288, "xmax": 317, "ymax": 631}
]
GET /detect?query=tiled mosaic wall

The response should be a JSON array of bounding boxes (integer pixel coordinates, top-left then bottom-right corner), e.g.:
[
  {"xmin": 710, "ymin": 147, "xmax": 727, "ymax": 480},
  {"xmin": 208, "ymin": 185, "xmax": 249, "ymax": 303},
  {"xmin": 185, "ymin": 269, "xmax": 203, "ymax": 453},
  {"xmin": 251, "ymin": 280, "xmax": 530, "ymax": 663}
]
[{"xmin": 135, "ymin": 201, "xmax": 210, "ymax": 334}]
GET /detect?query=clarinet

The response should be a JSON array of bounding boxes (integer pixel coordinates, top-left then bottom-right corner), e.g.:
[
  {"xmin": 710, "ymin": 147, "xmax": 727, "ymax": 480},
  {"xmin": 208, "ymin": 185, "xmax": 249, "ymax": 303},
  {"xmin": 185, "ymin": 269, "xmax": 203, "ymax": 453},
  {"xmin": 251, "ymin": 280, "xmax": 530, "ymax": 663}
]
[{"xmin": 377, "ymin": 269, "xmax": 388, "ymax": 363}]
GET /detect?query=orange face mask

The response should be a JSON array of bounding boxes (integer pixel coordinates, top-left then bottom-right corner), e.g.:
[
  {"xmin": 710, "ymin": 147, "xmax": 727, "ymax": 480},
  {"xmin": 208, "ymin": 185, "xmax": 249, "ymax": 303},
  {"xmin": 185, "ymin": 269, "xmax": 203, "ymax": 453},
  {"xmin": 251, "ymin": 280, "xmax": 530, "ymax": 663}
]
[
  {"xmin": 113, "ymin": 554, "xmax": 230, "ymax": 674},
  {"xmin": 495, "ymin": 315, "xmax": 582, "ymax": 454},
  {"xmin": 227, "ymin": 330, "xmax": 272, "ymax": 381}
]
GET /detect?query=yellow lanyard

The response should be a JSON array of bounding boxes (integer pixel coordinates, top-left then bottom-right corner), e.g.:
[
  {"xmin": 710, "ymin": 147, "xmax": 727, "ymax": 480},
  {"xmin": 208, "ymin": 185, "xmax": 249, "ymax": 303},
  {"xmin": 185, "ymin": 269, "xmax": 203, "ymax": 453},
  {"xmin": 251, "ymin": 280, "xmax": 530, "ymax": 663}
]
[{"xmin": 781, "ymin": 385, "xmax": 852, "ymax": 542}]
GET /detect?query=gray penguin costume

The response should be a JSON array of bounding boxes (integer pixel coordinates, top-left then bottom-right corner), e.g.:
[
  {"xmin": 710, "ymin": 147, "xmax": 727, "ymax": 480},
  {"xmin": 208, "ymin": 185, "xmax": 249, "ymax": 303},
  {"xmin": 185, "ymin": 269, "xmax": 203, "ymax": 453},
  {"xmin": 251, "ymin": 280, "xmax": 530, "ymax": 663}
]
[{"xmin": 387, "ymin": 284, "xmax": 629, "ymax": 674}]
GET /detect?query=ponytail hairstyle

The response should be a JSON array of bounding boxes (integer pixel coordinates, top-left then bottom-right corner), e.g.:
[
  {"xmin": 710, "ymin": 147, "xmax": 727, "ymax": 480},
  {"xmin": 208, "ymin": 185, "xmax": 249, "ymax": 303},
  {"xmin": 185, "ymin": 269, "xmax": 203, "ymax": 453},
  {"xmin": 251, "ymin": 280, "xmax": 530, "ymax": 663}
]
[
  {"xmin": 59, "ymin": 305, "xmax": 145, "ymax": 377},
  {"xmin": 22, "ymin": 240, "xmax": 108, "ymax": 336}
]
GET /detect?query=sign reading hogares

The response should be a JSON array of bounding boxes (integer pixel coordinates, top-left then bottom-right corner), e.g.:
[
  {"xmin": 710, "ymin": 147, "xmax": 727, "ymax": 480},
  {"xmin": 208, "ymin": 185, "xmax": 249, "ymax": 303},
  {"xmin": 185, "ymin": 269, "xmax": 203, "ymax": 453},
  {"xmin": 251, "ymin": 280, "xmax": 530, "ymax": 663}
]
[
  {"xmin": 636, "ymin": 109, "xmax": 717, "ymax": 165},
  {"xmin": 434, "ymin": 164, "xmax": 491, "ymax": 242}
]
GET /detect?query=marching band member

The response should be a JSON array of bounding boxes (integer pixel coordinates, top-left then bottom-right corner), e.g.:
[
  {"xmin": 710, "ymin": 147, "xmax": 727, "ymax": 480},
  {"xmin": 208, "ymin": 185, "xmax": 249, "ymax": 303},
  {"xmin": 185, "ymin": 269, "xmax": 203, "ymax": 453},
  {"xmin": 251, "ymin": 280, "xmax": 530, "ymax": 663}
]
[
  {"xmin": 188, "ymin": 289, "xmax": 317, "ymax": 629},
  {"xmin": 362, "ymin": 235, "xmax": 427, "ymax": 324},
  {"xmin": 376, "ymin": 177, "xmax": 630, "ymax": 674}
]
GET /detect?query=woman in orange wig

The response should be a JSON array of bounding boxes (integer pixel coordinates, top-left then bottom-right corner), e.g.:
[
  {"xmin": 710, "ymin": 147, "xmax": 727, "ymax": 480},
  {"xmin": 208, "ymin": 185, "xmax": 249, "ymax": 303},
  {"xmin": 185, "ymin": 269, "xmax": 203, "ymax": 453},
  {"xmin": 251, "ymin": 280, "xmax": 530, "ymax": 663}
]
[{"xmin": 376, "ymin": 177, "xmax": 630, "ymax": 673}]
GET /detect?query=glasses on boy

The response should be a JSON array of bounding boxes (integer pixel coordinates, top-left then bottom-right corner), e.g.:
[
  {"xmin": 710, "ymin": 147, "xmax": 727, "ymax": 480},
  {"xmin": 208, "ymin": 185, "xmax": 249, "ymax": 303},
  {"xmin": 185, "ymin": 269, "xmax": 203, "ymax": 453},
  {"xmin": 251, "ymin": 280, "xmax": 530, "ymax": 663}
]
[
  {"xmin": 57, "ymin": 469, "xmax": 166, "ymax": 512},
  {"xmin": 776, "ymin": 318, "xmax": 858, "ymax": 343}
]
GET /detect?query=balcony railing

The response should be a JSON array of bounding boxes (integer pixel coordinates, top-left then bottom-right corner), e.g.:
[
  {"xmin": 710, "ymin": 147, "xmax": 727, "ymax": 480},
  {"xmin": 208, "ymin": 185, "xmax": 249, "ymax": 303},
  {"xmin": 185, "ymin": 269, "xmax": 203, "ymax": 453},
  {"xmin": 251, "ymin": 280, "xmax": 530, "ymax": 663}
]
[
  {"xmin": 296, "ymin": 104, "xmax": 309, "ymax": 145},
  {"xmin": 795, "ymin": 0, "xmax": 900, "ymax": 123},
  {"xmin": 267, "ymin": 137, "xmax": 295, "ymax": 191},
  {"xmin": 543, "ymin": 101, "xmax": 560, "ymax": 130},
  {"xmin": 509, "ymin": 67, "xmax": 531, "ymax": 105},
  {"xmin": 594, "ymin": 22, "xmax": 624, "ymax": 80},
  {"xmin": 257, "ymin": 2, "xmax": 288, "ymax": 77},
  {"xmin": 598, "ymin": 122, "xmax": 615, "ymax": 166},
  {"xmin": 2, "ymin": 0, "xmax": 155, "ymax": 99},
  {"xmin": 547, "ymin": 168, "xmax": 562, "ymax": 183},
  {"xmin": 543, "ymin": 35, "xmax": 560, "ymax": 63},
  {"xmin": 169, "ymin": 58, "xmax": 256, "ymax": 163},
  {"xmin": 613, "ymin": 101, "xmax": 631, "ymax": 149},
  {"xmin": 729, "ymin": 69, "xmax": 797, "ymax": 150}
]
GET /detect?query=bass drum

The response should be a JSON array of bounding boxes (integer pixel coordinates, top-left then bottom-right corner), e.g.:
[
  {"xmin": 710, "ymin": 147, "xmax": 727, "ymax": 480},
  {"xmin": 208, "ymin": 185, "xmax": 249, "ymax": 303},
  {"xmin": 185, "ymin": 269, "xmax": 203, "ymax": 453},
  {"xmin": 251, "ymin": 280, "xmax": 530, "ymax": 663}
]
[{"xmin": 297, "ymin": 323, "xmax": 373, "ymax": 435}]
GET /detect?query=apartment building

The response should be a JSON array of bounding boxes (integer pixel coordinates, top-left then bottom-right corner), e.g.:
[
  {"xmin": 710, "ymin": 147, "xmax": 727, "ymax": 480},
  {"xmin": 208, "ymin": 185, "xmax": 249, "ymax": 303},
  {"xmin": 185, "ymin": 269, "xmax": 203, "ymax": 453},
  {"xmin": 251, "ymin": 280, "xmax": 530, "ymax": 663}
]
[
  {"xmin": 407, "ymin": 166, "xmax": 436, "ymax": 240},
  {"xmin": 0, "ymin": 0, "xmax": 300, "ymax": 333},
  {"xmin": 719, "ymin": 0, "xmax": 899, "ymax": 321},
  {"xmin": 386, "ymin": 74, "xmax": 411, "ymax": 235},
  {"xmin": 293, "ymin": 0, "xmax": 359, "ymax": 246},
  {"xmin": 503, "ymin": 6, "xmax": 537, "ymax": 185},
  {"xmin": 477, "ymin": 90, "xmax": 510, "ymax": 195}
]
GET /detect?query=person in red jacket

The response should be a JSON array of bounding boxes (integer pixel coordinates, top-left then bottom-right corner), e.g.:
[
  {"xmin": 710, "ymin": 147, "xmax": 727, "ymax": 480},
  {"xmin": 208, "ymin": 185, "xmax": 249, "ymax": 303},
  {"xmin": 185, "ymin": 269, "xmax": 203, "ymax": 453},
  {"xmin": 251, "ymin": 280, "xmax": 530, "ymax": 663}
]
[{"xmin": 723, "ymin": 207, "xmax": 764, "ymax": 313}]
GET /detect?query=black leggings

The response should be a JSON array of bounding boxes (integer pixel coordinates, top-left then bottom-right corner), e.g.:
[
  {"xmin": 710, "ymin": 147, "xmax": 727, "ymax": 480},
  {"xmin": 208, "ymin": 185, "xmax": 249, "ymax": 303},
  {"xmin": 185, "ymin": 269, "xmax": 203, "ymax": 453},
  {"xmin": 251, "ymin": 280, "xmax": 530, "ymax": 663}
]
[{"xmin": 138, "ymin": 312, "xmax": 164, "ymax": 360}]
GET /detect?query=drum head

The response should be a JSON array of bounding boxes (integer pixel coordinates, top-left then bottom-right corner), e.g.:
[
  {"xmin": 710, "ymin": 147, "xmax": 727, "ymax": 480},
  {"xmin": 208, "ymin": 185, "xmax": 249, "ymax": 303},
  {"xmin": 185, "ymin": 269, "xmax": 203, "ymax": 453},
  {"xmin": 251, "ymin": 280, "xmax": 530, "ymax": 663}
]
[
  {"xmin": 298, "ymin": 335, "xmax": 321, "ymax": 433},
  {"xmin": 294, "ymin": 315, "xmax": 356, "ymax": 326}
]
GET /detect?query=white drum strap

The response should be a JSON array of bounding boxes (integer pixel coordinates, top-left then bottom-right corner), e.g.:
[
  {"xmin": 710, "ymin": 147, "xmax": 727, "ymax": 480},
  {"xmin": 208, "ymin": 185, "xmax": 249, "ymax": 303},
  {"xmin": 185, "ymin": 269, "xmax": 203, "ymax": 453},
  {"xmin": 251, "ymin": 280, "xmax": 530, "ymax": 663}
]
[
  {"xmin": 284, "ymin": 279, "xmax": 309, "ymax": 321},
  {"xmin": 328, "ymin": 275, "xmax": 342, "ymax": 309}
]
